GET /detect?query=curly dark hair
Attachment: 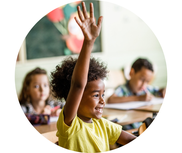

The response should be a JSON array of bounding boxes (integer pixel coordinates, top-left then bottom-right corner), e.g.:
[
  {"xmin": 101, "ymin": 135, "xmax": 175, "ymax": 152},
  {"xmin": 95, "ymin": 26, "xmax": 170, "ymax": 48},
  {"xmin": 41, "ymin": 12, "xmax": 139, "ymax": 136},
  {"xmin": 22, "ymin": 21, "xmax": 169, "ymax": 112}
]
[
  {"xmin": 131, "ymin": 58, "xmax": 154, "ymax": 73},
  {"xmin": 50, "ymin": 56, "xmax": 108, "ymax": 101}
]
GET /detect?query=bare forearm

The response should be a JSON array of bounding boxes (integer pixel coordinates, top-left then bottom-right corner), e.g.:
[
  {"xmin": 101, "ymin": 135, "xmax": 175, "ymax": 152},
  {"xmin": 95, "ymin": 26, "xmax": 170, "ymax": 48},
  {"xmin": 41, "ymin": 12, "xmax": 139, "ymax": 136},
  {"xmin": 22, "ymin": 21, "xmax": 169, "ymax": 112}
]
[
  {"xmin": 117, "ymin": 130, "xmax": 136, "ymax": 145},
  {"xmin": 64, "ymin": 40, "xmax": 95, "ymax": 126},
  {"xmin": 71, "ymin": 39, "xmax": 95, "ymax": 88},
  {"xmin": 108, "ymin": 95, "xmax": 139, "ymax": 103}
]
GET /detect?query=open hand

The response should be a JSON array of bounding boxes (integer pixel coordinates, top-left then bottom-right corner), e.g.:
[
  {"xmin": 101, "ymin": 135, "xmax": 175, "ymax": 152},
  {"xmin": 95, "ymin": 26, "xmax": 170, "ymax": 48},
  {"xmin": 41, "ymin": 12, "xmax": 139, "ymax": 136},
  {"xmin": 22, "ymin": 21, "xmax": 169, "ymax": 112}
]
[{"xmin": 74, "ymin": 2, "xmax": 103, "ymax": 41}]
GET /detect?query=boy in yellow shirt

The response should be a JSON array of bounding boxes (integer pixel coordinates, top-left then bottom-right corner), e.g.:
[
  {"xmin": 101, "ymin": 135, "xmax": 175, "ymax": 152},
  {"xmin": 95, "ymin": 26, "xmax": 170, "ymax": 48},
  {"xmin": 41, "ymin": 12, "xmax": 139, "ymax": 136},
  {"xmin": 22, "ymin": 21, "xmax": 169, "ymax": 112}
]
[{"xmin": 51, "ymin": 2, "xmax": 136, "ymax": 152}]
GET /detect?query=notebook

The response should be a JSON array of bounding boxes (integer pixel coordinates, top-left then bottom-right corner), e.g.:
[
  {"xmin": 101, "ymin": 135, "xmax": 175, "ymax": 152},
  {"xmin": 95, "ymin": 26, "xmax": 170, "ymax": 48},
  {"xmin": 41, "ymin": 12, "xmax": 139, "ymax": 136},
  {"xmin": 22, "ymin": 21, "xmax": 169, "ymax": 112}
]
[{"xmin": 104, "ymin": 97, "xmax": 163, "ymax": 110}]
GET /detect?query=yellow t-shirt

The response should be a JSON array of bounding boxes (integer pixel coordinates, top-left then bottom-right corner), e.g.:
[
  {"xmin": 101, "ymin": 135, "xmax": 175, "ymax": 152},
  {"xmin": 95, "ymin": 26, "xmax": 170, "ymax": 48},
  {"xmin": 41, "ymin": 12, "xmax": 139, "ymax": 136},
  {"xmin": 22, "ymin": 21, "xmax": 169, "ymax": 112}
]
[{"xmin": 56, "ymin": 108, "xmax": 122, "ymax": 152}]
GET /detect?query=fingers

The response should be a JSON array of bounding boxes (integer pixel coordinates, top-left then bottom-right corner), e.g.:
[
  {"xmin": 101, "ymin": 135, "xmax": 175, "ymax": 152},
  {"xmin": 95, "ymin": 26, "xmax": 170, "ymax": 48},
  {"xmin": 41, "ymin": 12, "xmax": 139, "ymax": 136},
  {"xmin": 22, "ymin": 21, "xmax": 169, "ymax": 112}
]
[
  {"xmin": 51, "ymin": 108, "xmax": 61, "ymax": 117},
  {"xmin": 97, "ymin": 16, "xmax": 103, "ymax": 28},
  {"xmin": 74, "ymin": 16, "xmax": 82, "ymax": 27},
  {"xmin": 82, "ymin": 2, "xmax": 89, "ymax": 19},
  {"xmin": 139, "ymin": 94, "xmax": 152, "ymax": 101},
  {"xmin": 77, "ymin": 2, "xmax": 95, "ymax": 21},
  {"xmin": 146, "ymin": 93, "xmax": 153, "ymax": 101},
  {"xmin": 43, "ymin": 105, "xmax": 52, "ymax": 115},
  {"xmin": 56, "ymin": 109, "xmax": 62, "ymax": 116},
  {"xmin": 162, "ymin": 88, "xmax": 166, "ymax": 97},
  {"xmin": 77, "ymin": 2, "xmax": 89, "ymax": 22},
  {"xmin": 75, "ymin": 1, "xmax": 102, "ymax": 39},
  {"xmin": 77, "ymin": 5, "xmax": 85, "ymax": 22},
  {"xmin": 90, "ymin": 2, "xmax": 94, "ymax": 19}
]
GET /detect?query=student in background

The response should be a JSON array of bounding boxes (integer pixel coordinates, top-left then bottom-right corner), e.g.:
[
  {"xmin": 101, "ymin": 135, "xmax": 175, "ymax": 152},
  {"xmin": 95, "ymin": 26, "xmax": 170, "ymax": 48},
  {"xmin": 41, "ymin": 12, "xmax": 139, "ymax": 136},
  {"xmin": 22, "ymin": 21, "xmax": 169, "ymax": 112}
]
[
  {"xmin": 19, "ymin": 67, "xmax": 62, "ymax": 116},
  {"xmin": 50, "ymin": 2, "xmax": 136, "ymax": 152},
  {"xmin": 108, "ymin": 58, "xmax": 166, "ymax": 104}
]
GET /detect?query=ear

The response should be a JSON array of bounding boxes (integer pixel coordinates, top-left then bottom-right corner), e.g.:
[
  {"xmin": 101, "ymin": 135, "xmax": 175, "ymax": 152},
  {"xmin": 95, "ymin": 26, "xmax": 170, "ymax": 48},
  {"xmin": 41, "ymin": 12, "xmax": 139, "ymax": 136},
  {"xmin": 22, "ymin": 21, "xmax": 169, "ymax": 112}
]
[{"xmin": 129, "ymin": 68, "xmax": 135, "ymax": 77}]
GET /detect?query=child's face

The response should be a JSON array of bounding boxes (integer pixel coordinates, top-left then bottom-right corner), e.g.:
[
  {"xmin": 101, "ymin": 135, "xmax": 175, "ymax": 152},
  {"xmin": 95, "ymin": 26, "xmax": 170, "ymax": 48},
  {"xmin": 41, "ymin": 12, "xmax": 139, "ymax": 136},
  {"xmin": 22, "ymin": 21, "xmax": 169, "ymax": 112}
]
[
  {"xmin": 77, "ymin": 79, "xmax": 105, "ymax": 123},
  {"xmin": 129, "ymin": 67, "xmax": 153, "ymax": 93},
  {"xmin": 28, "ymin": 74, "xmax": 50, "ymax": 104}
]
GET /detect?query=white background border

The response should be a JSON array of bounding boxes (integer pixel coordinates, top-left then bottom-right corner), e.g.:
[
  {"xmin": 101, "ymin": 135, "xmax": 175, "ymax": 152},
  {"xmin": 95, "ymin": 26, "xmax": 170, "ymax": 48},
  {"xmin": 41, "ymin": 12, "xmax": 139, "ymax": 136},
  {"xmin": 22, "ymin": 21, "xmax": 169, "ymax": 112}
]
[{"xmin": 1, "ymin": 0, "xmax": 182, "ymax": 153}]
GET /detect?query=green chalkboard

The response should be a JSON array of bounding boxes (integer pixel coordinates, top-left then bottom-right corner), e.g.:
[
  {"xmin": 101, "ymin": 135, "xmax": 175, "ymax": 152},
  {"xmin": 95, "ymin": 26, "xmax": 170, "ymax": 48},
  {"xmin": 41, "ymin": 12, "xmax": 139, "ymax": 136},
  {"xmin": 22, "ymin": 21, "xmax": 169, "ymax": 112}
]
[{"xmin": 26, "ymin": 1, "xmax": 102, "ymax": 60}]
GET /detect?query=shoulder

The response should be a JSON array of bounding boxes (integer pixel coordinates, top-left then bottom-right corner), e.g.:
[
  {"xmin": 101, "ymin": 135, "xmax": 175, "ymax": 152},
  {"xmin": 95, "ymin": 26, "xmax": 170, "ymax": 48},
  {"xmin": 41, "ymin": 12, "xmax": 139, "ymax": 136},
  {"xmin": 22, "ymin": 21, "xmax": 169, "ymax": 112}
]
[
  {"xmin": 147, "ymin": 85, "xmax": 159, "ymax": 91},
  {"xmin": 115, "ymin": 83, "xmax": 127, "ymax": 90},
  {"xmin": 114, "ymin": 82, "xmax": 131, "ymax": 96},
  {"xmin": 57, "ymin": 107, "xmax": 81, "ymax": 136},
  {"xmin": 21, "ymin": 103, "xmax": 35, "ymax": 114},
  {"xmin": 147, "ymin": 85, "xmax": 162, "ymax": 96}
]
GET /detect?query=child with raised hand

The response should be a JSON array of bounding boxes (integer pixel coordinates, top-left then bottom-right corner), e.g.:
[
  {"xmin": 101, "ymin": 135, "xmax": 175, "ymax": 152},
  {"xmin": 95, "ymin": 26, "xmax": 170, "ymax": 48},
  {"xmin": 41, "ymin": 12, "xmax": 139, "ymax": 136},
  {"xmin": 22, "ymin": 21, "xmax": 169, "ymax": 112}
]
[
  {"xmin": 19, "ymin": 67, "xmax": 62, "ymax": 116},
  {"xmin": 51, "ymin": 2, "xmax": 136, "ymax": 152}
]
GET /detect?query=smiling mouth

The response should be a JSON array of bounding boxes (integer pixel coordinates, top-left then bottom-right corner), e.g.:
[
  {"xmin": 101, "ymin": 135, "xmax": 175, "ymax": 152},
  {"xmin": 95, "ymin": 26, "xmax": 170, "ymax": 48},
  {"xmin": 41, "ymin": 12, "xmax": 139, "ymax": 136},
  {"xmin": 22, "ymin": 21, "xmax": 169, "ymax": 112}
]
[{"xmin": 95, "ymin": 107, "xmax": 103, "ymax": 113}]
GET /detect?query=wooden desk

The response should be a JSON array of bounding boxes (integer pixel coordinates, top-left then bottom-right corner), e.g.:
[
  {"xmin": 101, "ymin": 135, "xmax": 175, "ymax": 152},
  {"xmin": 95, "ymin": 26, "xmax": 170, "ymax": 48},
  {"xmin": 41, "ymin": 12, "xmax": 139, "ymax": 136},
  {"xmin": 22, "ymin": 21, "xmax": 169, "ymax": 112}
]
[
  {"xmin": 34, "ymin": 108, "xmax": 153, "ymax": 134},
  {"xmin": 102, "ymin": 108, "xmax": 152, "ymax": 125},
  {"xmin": 34, "ymin": 122, "xmax": 57, "ymax": 134},
  {"xmin": 133, "ymin": 103, "xmax": 162, "ymax": 113}
]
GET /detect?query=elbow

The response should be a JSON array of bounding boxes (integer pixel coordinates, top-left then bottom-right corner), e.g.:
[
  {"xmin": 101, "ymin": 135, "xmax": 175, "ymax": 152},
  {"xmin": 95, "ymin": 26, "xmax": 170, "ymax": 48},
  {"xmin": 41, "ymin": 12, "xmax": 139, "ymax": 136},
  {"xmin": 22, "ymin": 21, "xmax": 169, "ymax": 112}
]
[
  {"xmin": 107, "ymin": 96, "xmax": 113, "ymax": 104},
  {"xmin": 107, "ymin": 94, "xmax": 119, "ymax": 104}
]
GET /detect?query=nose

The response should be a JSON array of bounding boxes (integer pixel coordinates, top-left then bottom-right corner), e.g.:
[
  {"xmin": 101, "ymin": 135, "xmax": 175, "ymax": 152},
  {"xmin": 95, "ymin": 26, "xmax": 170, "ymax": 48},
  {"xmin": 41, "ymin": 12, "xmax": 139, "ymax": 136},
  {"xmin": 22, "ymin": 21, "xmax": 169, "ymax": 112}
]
[
  {"xmin": 39, "ymin": 85, "xmax": 43, "ymax": 92},
  {"xmin": 99, "ymin": 96, "xmax": 105, "ymax": 105},
  {"xmin": 141, "ymin": 82, "xmax": 147, "ymax": 90}
]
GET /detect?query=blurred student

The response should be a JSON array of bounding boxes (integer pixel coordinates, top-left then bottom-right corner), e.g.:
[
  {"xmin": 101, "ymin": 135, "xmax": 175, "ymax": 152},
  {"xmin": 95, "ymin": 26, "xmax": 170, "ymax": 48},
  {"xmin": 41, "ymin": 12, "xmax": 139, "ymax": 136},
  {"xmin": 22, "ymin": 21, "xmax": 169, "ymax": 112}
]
[
  {"xmin": 50, "ymin": 2, "xmax": 136, "ymax": 152},
  {"xmin": 108, "ymin": 58, "xmax": 166, "ymax": 104},
  {"xmin": 19, "ymin": 67, "xmax": 62, "ymax": 116}
]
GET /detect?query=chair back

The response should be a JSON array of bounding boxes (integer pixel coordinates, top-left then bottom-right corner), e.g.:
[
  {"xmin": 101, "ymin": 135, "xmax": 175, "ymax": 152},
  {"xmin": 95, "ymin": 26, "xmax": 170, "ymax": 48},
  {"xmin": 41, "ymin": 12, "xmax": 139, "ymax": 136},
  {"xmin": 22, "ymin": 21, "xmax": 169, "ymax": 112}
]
[{"xmin": 138, "ymin": 117, "xmax": 154, "ymax": 135}]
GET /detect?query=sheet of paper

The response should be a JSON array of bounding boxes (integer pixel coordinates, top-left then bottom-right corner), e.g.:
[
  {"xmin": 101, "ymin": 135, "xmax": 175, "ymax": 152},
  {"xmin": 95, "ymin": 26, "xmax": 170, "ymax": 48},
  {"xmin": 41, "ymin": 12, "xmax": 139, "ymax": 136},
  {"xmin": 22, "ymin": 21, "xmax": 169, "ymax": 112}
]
[
  {"xmin": 104, "ymin": 97, "xmax": 163, "ymax": 110},
  {"xmin": 50, "ymin": 116, "xmax": 59, "ymax": 123}
]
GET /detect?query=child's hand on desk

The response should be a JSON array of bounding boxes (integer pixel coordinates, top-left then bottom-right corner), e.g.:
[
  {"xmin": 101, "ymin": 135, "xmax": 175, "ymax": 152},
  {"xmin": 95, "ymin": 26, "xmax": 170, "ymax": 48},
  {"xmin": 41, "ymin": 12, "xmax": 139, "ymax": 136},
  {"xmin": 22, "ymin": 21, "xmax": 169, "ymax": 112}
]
[
  {"xmin": 74, "ymin": 2, "xmax": 103, "ymax": 41},
  {"xmin": 159, "ymin": 88, "xmax": 166, "ymax": 98},
  {"xmin": 42, "ymin": 105, "xmax": 52, "ymax": 115},
  {"xmin": 138, "ymin": 92, "xmax": 153, "ymax": 101},
  {"xmin": 51, "ymin": 108, "xmax": 62, "ymax": 116}
]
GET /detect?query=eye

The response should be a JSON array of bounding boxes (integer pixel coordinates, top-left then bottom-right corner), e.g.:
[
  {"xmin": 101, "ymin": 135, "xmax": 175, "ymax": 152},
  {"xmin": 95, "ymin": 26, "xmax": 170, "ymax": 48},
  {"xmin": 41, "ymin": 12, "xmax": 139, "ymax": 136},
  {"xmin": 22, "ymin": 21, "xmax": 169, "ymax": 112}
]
[
  {"xmin": 34, "ymin": 85, "xmax": 39, "ymax": 88},
  {"xmin": 44, "ymin": 84, "xmax": 48, "ymax": 87},
  {"xmin": 93, "ymin": 94, "xmax": 99, "ymax": 97},
  {"xmin": 102, "ymin": 94, "xmax": 105, "ymax": 97}
]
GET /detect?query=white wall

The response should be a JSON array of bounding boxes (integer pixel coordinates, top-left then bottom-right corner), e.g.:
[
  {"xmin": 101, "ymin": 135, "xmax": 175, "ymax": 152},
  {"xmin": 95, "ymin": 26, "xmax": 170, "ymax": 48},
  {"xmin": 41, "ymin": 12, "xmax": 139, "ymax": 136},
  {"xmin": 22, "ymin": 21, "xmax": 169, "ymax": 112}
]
[{"xmin": 15, "ymin": 1, "xmax": 167, "ymax": 95}]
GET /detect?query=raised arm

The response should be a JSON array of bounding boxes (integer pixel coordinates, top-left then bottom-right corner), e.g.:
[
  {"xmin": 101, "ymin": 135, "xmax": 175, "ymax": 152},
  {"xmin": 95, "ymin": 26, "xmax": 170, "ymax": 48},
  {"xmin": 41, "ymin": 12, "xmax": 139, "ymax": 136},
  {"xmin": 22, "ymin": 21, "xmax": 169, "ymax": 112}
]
[{"xmin": 64, "ymin": 2, "xmax": 103, "ymax": 126}]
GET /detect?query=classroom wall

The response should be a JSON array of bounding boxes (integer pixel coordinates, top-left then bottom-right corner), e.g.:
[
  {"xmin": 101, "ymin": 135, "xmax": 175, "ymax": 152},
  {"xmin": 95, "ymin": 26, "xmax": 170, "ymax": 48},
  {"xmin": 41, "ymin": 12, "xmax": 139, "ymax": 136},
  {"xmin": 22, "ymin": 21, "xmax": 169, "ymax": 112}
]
[{"xmin": 15, "ymin": 1, "xmax": 167, "ymax": 95}]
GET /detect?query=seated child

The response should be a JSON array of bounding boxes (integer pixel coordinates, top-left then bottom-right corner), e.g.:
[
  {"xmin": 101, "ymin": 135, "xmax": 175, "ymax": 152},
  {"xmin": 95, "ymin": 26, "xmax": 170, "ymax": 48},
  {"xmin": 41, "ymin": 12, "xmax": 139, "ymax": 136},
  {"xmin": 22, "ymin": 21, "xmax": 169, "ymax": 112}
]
[
  {"xmin": 50, "ymin": 2, "xmax": 136, "ymax": 152},
  {"xmin": 108, "ymin": 58, "xmax": 166, "ymax": 103},
  {"xmin": 19, "ymin": 67, "xmax": 62, "ymax": 117}
]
